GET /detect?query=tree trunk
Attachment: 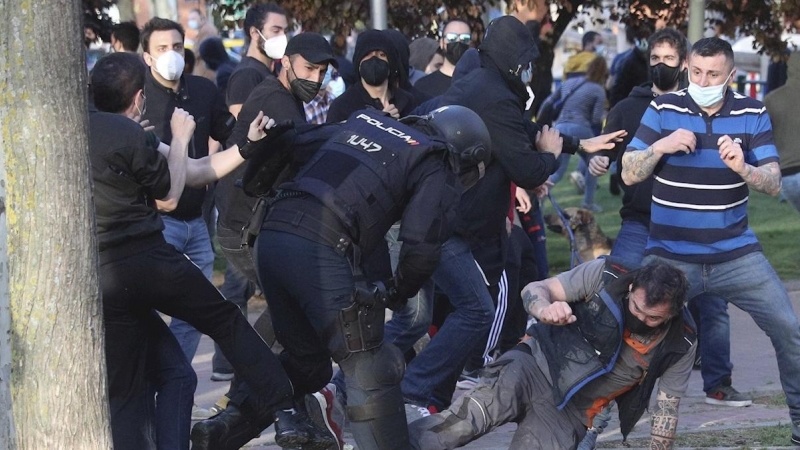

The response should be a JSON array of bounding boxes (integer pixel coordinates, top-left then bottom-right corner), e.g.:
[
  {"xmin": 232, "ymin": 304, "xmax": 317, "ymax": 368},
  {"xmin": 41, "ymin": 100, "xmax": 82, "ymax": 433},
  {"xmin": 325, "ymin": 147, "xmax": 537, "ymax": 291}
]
[
  {"xmin": 0, "ymin": 0, "xmax": 113, "ymax": 449},
  {"xmin": 0, "ymin": 131, "xmax": 14, "ymax": 450}
]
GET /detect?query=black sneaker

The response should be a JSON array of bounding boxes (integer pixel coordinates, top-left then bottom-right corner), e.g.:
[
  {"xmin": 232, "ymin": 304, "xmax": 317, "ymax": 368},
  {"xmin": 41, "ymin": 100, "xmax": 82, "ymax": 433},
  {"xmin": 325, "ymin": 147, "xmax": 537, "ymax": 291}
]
[
  {"xmin": 705, "ymin": 385, "xmax": 753, "ymax": 407},
  {"xmin": 190, "ymin": 404, "xmax": 262, "ymax": 450},
  {"xmin": 275, "ymin": 408, "xmax": 338, "ymax": 450},
  {"xmin": 791, "ymin": 433, "xmax": 800, "ymax": 445}
]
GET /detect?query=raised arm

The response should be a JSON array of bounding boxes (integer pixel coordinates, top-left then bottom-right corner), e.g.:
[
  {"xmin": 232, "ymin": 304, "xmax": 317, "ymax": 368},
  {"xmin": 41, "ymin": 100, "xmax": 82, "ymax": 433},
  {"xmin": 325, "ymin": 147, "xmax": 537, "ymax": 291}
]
[
  {"xmin": 154, "ymin": 108, "xmax": 194, "ymax": 212},
  {"xmin": 621, "ymin": 129, "xmax": 696, "ymax": 185},
  {"xmin": 717, "ymin": 130, "xmax": 782, "ymax": 196},
  {"xmin": 521, "ymin": 277, "xmax": 575, "ymax": 326},
  {"xmin": 183, "ymin": 111, "xmax": 275, "ymax": 187},
  {"xmin": 649, "ymin": 390, "xmax": 681, "ymax": 450}
]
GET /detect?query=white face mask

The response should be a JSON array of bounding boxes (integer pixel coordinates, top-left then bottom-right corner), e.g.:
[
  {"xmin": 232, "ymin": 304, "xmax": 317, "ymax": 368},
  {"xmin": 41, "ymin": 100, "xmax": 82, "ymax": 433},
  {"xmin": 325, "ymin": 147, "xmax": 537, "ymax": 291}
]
[
  {"xmin": 329, "ymin": 76, "xmax": 345, "ymax": 98},
  {"xmin": 259, "ymin": 31, "xmax": 288, "ymax": 60},
  {"xmin": 152, "ymin": 50, "xmax": 185, "ymax": 81},
  {"xmin": 688, "ymin": 71, "xmax": 732, "ymax": 107},
  {"xmin": 188, "ymin": 19, "xmax": 200, "ymax": 30}
]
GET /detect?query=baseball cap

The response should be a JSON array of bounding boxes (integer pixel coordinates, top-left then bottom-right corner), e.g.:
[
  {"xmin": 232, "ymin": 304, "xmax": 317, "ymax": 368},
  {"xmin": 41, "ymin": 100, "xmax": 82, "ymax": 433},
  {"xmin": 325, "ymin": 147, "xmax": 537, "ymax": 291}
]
[{"xmin": 285, "ymin": 32, "xmax": 338, "ymax": 68}]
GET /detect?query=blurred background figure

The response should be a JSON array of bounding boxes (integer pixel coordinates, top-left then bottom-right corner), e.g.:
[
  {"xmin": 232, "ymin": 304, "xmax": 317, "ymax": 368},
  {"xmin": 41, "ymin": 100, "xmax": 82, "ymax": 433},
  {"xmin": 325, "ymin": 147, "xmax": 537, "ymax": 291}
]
[
  {"xmin": 409, "ymin": 37, "xmax": 443, "ymax": 83},
  {"xmin": 199, "ymin": 37, "xmax": 236, "ymax": 91}
]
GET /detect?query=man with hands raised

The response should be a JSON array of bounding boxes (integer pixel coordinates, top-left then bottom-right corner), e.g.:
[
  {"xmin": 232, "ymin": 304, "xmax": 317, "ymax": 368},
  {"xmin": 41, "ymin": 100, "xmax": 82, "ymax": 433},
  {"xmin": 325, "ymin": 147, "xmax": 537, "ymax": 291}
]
[{"xmin": 622, "ymin": 37, "xmax": 800, "ymax": 446}]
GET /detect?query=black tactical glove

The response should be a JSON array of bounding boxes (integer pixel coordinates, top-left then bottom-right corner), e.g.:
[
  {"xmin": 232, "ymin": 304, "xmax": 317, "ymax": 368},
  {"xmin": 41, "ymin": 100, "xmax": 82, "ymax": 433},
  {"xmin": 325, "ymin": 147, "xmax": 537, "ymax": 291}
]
[{"xmin": 238, "ymin": 119, "xmax": 295, "ymax": 159}]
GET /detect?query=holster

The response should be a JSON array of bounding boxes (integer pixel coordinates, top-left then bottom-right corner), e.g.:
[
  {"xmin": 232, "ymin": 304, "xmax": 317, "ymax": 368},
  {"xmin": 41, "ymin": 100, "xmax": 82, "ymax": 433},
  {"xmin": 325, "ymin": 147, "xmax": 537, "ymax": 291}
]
[
  {"xmin": 339, "ymin": 282, "xmax": 386, "ymax": 354},
  {"xmin": 241, "ymin": 196, "xmax": 269, "ymax": 252}
]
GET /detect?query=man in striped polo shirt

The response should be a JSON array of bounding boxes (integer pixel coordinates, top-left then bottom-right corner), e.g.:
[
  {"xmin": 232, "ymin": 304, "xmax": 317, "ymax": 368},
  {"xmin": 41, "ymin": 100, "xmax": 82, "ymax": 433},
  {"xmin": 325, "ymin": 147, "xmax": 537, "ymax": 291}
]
[{"xmin": 622, "ymin": 36, "xmax": 800, "ymax": 446}]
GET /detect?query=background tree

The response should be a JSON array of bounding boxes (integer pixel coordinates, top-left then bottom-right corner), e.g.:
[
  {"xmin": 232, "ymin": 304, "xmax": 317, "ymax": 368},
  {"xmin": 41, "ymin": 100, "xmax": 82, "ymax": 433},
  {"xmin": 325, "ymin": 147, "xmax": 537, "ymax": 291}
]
[{"xmin": 0, "ymin": 0, "xmax": 113, "ymax": 448}]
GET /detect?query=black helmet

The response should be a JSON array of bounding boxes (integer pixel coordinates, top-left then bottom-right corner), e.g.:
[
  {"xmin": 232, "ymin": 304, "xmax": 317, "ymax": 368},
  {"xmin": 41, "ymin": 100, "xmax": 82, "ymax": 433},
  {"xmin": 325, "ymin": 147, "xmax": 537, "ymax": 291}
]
[{"xmin": 427, "ymin": 105, "xmax": 492, "ymax": 190}]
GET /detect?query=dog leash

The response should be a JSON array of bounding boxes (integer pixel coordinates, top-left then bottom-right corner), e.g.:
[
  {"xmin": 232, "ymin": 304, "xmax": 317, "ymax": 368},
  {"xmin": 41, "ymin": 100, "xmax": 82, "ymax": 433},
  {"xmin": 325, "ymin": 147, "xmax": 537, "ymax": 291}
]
[{"xmin": 546, "ymin": 192, "xmax": 583, "ymax": 268}]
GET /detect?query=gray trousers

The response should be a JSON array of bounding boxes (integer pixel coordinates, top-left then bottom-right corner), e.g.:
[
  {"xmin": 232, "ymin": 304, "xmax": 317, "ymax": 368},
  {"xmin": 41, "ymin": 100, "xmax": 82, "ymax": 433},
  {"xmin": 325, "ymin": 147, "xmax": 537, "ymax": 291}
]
[{"xmin": 408, "ymin": 341, "xmax": 587, "ymax": 450}]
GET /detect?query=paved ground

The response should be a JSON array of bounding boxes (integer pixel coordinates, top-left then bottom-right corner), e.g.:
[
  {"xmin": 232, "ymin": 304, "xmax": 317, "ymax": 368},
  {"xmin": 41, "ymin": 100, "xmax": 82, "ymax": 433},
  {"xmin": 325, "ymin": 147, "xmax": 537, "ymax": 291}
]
[{"xmin": 189, "ymin": 281, "xmax": 800, "ymax": 449}]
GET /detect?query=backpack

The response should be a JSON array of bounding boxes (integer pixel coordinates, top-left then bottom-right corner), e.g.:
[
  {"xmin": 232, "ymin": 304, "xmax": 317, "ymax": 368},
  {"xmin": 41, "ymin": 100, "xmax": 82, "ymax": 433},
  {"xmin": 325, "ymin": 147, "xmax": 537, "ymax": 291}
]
[{"xmin": 536, "ymin": 79, "xmax": 586, "ymax": 126}]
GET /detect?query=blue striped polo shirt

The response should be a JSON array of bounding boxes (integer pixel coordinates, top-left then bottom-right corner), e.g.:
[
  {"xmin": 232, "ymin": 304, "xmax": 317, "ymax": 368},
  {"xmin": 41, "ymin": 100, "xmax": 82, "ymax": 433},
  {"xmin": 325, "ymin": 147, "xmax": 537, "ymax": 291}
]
[{"xmin": 626, "ymin": 88, "xmax": 779, "ymax": 264}]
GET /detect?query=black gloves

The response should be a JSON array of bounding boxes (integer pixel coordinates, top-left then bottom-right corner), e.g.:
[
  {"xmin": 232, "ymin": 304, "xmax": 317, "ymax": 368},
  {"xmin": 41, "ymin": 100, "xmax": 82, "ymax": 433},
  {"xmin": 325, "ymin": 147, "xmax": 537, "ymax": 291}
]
[
  {"xmin": 353, "ymin": 279, "xmax": 405, "ymax": 312},
  {"xmin": 238, "ymin": 119, "xmax": 295, "ymax": 159}
]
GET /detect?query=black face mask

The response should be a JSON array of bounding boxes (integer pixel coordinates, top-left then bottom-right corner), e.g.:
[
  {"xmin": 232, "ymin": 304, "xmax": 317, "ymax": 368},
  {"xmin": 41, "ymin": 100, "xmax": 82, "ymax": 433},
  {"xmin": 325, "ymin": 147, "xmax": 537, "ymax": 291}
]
[
  {"xmin": 288, "ymin": 64, "xmax": 322, "ymax": 103},
  {"xmin": 624, "ymin": 294, "xmax": 668, "ymax": 336},
  {"xmin": 445, "ymin": 42, "xmax": 469, "ymax": 65},
  {"xmin": 360, "ymin": 56, "xmax": 390, "ymax": 86},
  {"xmin": 650, "ymin": 62, "xmax": 682, "ymax": 92}
]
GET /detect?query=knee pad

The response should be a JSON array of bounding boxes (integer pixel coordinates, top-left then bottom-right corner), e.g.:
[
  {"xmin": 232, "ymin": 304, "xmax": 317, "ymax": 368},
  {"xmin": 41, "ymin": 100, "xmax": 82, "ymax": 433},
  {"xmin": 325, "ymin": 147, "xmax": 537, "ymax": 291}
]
[
  {"xmin": 339, "ymin": 344, "xmax": 410, "ymax": 450},
  {"xmin": 342, "ymin": 343, "xmax": 405, "ymax": 392},
  {"xmin": 339, "ymin": 343, "xmax": 405, "ymax": 422}
]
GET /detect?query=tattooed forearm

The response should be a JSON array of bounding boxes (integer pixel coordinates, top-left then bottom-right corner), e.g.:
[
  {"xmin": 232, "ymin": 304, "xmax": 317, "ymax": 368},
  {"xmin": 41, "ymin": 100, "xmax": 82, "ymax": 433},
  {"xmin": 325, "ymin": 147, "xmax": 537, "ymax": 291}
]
[
  {"xmin": 522, "ymin": 284, "xmax": 551, "ymax": 318},
  {"xmin": 622, "ymin": 146, "xmax": 661, "ymax": 186},
  {"xmin": 649, "ymin": 391, "xmax": 680, "ymax": 450},
  {"xmin": 741, "ymin": 162, "xmax": 782, "ymax": 196}
]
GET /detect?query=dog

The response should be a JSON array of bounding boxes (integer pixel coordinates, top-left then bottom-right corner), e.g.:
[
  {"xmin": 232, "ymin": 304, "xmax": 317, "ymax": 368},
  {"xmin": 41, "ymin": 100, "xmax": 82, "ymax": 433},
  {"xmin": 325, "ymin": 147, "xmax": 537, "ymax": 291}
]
[{"xmin": 544, "ymin": 207, "xmax": 614, "ymax": 263}]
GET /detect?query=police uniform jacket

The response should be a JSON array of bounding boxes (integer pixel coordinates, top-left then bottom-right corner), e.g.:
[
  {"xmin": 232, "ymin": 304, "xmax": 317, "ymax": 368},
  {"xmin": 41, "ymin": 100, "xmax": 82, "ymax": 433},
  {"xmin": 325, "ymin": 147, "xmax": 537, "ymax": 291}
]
[{"xmin": 267, "ymin": 109, "xmax": 460, "ymax": 300}]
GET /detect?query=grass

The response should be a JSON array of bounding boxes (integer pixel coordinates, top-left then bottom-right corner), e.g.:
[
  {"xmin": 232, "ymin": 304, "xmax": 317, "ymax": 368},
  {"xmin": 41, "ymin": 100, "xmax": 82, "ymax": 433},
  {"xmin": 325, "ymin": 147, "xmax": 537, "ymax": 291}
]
[
  {"xmin": 597, "ymin": 423, "xmax": 795, "ymax": 448},
  {"xmin": 542, "ymin": 157, "xmax": 800, "ymax": 280}
]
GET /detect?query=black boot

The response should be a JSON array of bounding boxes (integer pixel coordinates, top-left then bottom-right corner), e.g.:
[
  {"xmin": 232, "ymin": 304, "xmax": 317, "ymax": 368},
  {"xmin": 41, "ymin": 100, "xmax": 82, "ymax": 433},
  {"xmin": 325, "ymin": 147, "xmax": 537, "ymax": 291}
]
[
  {"xmin": 190, "ymin": 404, "xmax": 263, "ymax": 450},
  {"xmin": 274, "ymin": 407, "xmax": 337, "ymax": 450}
]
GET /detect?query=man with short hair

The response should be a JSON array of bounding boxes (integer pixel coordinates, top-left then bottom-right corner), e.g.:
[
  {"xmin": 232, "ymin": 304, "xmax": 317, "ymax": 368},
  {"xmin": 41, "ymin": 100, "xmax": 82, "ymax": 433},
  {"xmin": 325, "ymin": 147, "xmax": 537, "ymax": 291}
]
[
  {"xmin": 226, "ymin": 2, "xmax": 288, "ymax": 118},
  {"xmin": 622, "ymin": 36, "xmax": 800, "ymax": 446},
  {"xmin": 414, "ymin": 20, "xmax": 472, "ymax": 98},
  {"xmin": 410, "ymin": 258, "xmax": 696, "ymax": 449},
  {"xmin": 563, "ymin": 31, "xmax": 604, "ymax": 78},
  {"xmin": 111, "ymin": 21, "xmax": 140, "ymax": 53},
  {"xmin": 89, "ymin": 51, "xmax": 324, "ymax": 450},
  {"xmin": 139, "ymin": 17, "xmax": 235, "ymax": 416}
]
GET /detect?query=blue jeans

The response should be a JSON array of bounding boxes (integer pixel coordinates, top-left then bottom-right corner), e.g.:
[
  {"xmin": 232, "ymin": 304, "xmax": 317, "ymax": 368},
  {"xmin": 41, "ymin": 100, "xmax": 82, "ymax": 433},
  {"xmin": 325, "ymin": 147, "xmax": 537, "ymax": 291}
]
[
  {"xmin": 144, "ymin": 311, "xmax": 196, "ymax": 450},
  {"xmin": 401, "ymin": 236, "xmax": 495, "ymax": 405},
  {"xmin": 614, "ymin": 220, "xmax": 733, "ymax": 391},
  {"xmin": 162, "ymin": 216, "xmax": 215, "ymax": 361},
  {"xmin": 644, "ymin": 252, "xmax": 800, "ymax": 433},
  {"xmin": 782, "ymin": 172, "xmax": 800, "ymax": 214}
]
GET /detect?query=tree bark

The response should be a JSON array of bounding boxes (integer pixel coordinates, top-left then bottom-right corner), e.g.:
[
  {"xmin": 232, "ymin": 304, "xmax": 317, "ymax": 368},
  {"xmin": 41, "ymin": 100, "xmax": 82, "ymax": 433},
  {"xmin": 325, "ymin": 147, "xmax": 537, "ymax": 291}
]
[{"xmin": 0, "ymin": 0, "xmax": 112, "ymax": 449}]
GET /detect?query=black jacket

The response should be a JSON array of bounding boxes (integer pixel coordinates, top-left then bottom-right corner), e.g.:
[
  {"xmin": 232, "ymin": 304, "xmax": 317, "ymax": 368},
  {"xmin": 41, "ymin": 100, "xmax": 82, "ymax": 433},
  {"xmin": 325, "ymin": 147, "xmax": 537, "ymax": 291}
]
[
  {"xmin": 436, "ymin": 16, "xmax": 555, "ymax": 284},
  {"xmin": 609, "ymin": 49, "xmax": 649, "ymax": 108},
  {"xmin": 142, "ymin": 71, "xmax": 235, "ymax": 220},
  {"xmin": 601, "ymin": 83, "xmax": 656, "ymax": 227},
  {"xmin": 89, "ymin": 106, "xmax": 170, "ymax": 251},
  {"xmin": 326, "ymin": 82, "xmax": 417, "ymax": 124},
  {"xmin": 216, "ymin": 74, "xmax": 306, "ymax": 231}
]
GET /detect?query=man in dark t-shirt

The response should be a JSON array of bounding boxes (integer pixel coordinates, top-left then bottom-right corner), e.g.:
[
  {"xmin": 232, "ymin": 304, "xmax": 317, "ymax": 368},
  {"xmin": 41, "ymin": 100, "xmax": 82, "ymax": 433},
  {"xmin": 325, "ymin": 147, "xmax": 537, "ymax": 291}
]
[
  {"xmin": 226, "ymin": 2, "xmax": 288, "ymax": 118},
  {"xmin": 415, "ymin": 19, "xmax": 472, "ymax": 98}
]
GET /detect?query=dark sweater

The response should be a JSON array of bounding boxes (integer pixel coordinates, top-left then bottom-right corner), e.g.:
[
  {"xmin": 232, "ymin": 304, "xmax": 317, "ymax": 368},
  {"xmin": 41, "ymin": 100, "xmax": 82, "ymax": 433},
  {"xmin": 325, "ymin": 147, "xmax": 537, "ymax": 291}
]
[{"xmin": 601, "ymin": 83, "xmax": 657, "ymax": 226}]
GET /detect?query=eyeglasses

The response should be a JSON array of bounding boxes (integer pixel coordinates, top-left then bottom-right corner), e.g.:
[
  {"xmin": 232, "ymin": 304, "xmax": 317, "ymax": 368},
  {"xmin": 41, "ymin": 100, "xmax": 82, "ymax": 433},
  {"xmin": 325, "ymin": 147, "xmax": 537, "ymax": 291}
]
[{"xmin": 444, "ymin": 32, "xmax": 471, "ymax": 44}]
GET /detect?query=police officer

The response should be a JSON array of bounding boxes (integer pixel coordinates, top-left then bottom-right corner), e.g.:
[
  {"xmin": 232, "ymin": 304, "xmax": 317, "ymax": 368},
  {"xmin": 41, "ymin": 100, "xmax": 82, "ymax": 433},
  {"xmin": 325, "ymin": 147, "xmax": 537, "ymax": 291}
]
[{"xmin": 193, "ymin": 105, "xmax": 492, "ymax": 450}]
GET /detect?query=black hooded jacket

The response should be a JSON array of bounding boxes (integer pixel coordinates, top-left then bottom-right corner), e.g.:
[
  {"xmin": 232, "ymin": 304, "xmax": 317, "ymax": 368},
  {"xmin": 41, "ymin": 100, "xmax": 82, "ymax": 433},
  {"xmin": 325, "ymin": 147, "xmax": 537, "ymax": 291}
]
[
  {"xmin": 437, "ymin": 16, "xmax": 555, "ymax": 284},
  {"xmin": 601, "ymin": 83, "xmax": 656, "ymax": 227},
  {"xmin": 326, "ymin": 29, "xmax": 417, "ymax": 123}
]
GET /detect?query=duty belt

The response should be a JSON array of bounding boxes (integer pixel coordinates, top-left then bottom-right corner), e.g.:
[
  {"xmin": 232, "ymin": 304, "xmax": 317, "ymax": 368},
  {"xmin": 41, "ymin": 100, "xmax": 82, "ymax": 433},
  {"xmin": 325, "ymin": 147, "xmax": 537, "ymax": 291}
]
[{"xmin": 262, "ymin": 195, "xmax": 357, "ymax": 260}]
